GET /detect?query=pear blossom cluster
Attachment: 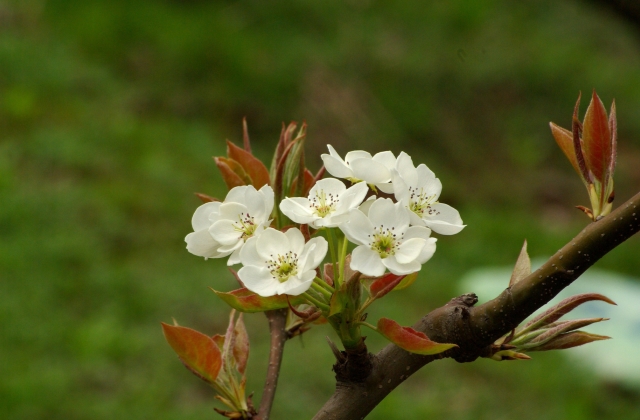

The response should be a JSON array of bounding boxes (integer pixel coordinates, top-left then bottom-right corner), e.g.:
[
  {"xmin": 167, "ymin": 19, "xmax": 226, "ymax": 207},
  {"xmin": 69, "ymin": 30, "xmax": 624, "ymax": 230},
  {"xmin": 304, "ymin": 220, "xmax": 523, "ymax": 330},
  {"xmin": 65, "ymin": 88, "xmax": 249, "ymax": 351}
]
[{"xmin": 185, "ymin": 145, "xmax": 464, "ymax": 297}]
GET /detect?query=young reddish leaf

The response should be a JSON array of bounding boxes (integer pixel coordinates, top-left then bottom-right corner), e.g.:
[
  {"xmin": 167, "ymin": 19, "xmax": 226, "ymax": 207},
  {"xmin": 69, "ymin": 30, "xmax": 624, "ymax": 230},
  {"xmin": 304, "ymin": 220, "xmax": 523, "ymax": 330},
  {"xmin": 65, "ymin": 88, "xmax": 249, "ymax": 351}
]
[
  {"xmin": 550, "ymin": 122, "xmax": 582, "ymax": 179},
  {"xmin": 232, "ymin": 314, "xmax": 250, "ymax": 375},
  {"xmin": 490, "ymin": 349, "xmax": 531, "ymax": 361},
  {"xmin": 392, "ymin": 272, "xmax": 419, "ymax": 291},
  {"xmin": 582, "ymin": 90, "xmax": 612, "ymax": 183},
  {"xmin": 214, "ymin": 157, "xmax": 248, "ymax": 189},
  {"xmin": 195, "ymin": 192, "xmax": 218, "ymax": 203},
  {"xmin": 520, "ymin": 293, "xmax": 615, "ymax": 335},
  {"xmin": 608, "ymin": 100, "xmax": 617, "ymax": 180},
  {"xmin": 377, "ymin": 318, "xmax": 457, "ymax": 355},
  {"xmin": 509, "ymin": 240, "xmax": 530, "ymax": 287},
  {"xmin": 161, "ymin": 323, "xmax": 222, "ymax": 383},
  {"xmin": 527, "ymin": 317, "xmax": 608, "ymax": 347},
  {"xmin": 226, "ymin": 140, "xmax": 270, "ymax": 189},
  {"xmin": 242, "ymin": 117, "xmax": 251, "ymax": 153},
  {"xmin": 212, "ymin": 334, "xmax": 225, "ymax": 350},
  {"xmin": 211, "ymin": 287, "xmax": 305, "ymax": 312},
  {"xmin": 369, "ymin": 273, "xmax": 405, "ymax": 299},
  {"xmin": 531, "ymin": 331, "xmax": 610, "ymax": 351}
]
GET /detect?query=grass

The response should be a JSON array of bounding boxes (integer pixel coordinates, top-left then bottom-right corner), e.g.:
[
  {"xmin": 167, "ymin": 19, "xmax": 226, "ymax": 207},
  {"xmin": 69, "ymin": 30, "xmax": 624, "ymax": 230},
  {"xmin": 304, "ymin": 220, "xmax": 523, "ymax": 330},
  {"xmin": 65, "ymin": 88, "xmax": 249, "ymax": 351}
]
[{"xmin": 2, "ymin": 0, "xmax": 640, "ymax": 418}]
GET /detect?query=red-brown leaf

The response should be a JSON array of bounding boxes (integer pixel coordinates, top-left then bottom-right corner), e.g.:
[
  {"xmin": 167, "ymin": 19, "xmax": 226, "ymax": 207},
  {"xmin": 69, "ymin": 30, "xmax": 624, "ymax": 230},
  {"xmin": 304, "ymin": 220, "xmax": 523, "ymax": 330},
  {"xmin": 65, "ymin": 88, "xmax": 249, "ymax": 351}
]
[
  {"xmin": 214, "ymin": 157, "xmax": 248, "ymax": 189},
  {"xmin": 582, "ymin": 90, "xmax": 612, "ymax": 183},
  {"xmin": 377, "ymin": 318, "xmax": 457, "ymax": 355},
  {"xmin": 369, "ymin": 273, "xmax": 405, "ymax": 299},
  {"xmin": 233, "ymin": 314, "xmax": 250, "ymax": 375},
  {"xmin": 161, "ymin": 323, "xmax": 222, "ymax": 383},
  {"xmin": 211, "ymin": 287, "xmax": 306, "ymax": 312},
  {"xmin": 226, "ymin": 140, "xmax": 270, "ymax": 189},
  {"xmin": 549, "ymin": 122, "xmax": 583, "ymax": 180}
]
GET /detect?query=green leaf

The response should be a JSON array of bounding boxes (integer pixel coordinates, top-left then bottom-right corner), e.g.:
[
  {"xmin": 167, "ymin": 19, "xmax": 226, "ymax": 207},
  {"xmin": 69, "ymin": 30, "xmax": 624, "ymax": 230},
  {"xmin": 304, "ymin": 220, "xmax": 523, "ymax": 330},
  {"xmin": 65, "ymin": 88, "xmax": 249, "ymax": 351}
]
[
  {"xmin": 161, "ymin": 323, "xmax": 222, "ymax": 383},
  {"xmin": 376, "ymin": 318, "xmax": 457, "ymax": 355},
  {"xmin": 509, "ymin": 240, "xmax": 530, "ymax": 287},
  {"xmin": 212, "ymin": 287, "xmax": 305, "ymax": 312}
]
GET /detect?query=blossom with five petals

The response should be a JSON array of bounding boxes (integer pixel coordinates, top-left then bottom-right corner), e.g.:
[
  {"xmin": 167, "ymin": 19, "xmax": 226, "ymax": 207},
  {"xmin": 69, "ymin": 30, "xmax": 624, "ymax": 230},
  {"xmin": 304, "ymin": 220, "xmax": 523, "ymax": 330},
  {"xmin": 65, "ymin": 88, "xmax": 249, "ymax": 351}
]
[
  {"xmin": 392, "ymin": 152, "xmax": 464, "ymax": 235},
  {"xmin": 185, "ymin": 185, "xmax": 274, "ymax": 265},
  {"xmin": 320, "ymin": 145, "xmax": 396, "ymax": 193},
  {"xmin": 279, "ymin": 178, "xmax": 368, "ymax": 228},
  {"xmin": 340, "ymin": 198, "xmax": 436, "ymax": 277},
  {"xmin": 238, "ymin": 228, "xmax": 328, "ymax": 296}
]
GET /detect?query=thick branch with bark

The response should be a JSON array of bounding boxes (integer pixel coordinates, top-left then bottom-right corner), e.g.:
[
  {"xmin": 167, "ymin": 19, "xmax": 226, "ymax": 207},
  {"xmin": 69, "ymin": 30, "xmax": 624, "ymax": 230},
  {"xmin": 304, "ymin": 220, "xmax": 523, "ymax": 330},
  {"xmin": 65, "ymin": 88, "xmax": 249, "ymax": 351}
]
[{"xmin": 313, "ymin": 191, "xmax": 640, "ymax": 420}]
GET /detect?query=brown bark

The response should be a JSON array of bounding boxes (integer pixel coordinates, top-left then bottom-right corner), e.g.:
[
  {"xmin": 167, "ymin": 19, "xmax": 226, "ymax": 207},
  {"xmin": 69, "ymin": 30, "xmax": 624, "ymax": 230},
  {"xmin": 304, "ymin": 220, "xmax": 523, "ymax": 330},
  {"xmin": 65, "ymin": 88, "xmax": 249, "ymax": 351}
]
[
  {"xmin": 255, "ymin": 309, "xmax": 288, "ymax": 420},
  {"xmin": 313, "ymin": 191, "xmax": 640, "ymax": 420}
]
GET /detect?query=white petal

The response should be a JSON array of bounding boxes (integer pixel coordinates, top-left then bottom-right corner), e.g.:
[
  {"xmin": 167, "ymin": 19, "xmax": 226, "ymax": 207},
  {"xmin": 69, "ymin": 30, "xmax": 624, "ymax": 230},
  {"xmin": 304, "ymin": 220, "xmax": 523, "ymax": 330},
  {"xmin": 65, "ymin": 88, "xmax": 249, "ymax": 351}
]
[
  {"xmin": 256, "ymin": 228, "xmax": 289, "ymax": 260},
  {"xmin": 416, "ymin": 237, "xmax": 437, "ymax": 263},
  {"xmin": 238, "ymin": 266, "xmax": 279, "ymax": 297},
  {"xmin": 300, "ymin": 237, "xmax": 328, "ymax": 271},
  {"xmin": 239, "ymin": 236, "xmax": 265, "ymax": 267},
  {"xmin": 404, "ymin": 225, "xmax": 432, "ymax": 241},
  {"xmin": 376, "ymin": 182, "xmax": 395, "ymax": 194},
  {"xmin": 395, "ymin": 237, "xmax": 426, "ymax": 264},
  {"xmin": 350, "ymin": 158, "xmax": 391, "ymax": 184},
  {"xmin": 215, "ymin": 202, "xmax": 249, "ymax": 222},
  {"xmin": 416, "ymin": 163, "xmax": 435, "ymax": 180},
  {"xmin": 358, "ymin": 196, "xmax": 376, "ymax": 216},
  {"xmin": 259, "ymin": 185, "xmax": 275, "ymax": 215},
  {"xmin": 310, "ymin": 178, "xmax": 346, "ymax": 197},
  {"xmin": 191, "ymin": 202, "xmax": 220, "ymax": 231},
  {"xmin": 367, "ymin": 198, "xmax": 394, "ymax": 227},
  {"xmin": 372, "ymin": 151, "xmax": 397, "ymax": 169},
  {"xmin": 344, "ymin": 150, "xmax": 372, "ymax": 164},
  {"xmin": 210, "ymin": 220, "xmax": 242, "ymax": 245},
  {"xmin": 424, "ymin": 203, "xmax": 465, "ymax": 235},
  {"xmin": 334, "ymin": 181, "xmax": 368, "ymax": 214},
  {"xmin": 340, "ymin": 208, "xmax": 373, "ymax": 246},
  {"xmin": 285, "ymin": 228, "xmax": 306, "ymax": 253},
  {"xmin": 321, "ymin": 154, "xmax": 353, "ymax": 179},
  {"xmin": 185, "ymin": 229, "xmax": 225, "ymax": 259},
  {"xmin": 225, "ymin": 185, "xmax": 250, "ymax": 204},
  {"xmin": 418, "ymin": 175, "xmax": 442, "ymax": 199},
  {"xmin": 280, "ymin": 270, "xmax": 315, "ymax": 295},
  {"xmin": 217, "ymin": 240, "xmax": 243, "ymax": 253},
  {"xmin": 408, "ymin": 210, "xmax": 426, "ymax": 226},
  {"xmin": 227, "ymin": 247, "xmax": 242, "ymax": 266},
  {"xmin": 395, "ymin": 152, "xmax": 417, "ymax": 186},
  {"xmin": 279, "ymin": 197, "xmax": 316, "ymax": 224},
  {"xmin": 350, "ymin": 246, "xmax": 386, "ymax": 277},
  {"xmin": 382, "ymin": 256, "xmax": 420, "ymax": 275}
]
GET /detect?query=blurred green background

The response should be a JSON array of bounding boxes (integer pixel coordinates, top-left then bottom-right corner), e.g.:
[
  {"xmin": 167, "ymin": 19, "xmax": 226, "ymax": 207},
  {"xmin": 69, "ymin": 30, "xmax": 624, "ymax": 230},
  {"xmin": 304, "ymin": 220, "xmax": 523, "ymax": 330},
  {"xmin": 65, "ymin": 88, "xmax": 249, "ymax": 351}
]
[{"xmin": 2, "ymin": 0, "xmax": 640, "ymax": 419}]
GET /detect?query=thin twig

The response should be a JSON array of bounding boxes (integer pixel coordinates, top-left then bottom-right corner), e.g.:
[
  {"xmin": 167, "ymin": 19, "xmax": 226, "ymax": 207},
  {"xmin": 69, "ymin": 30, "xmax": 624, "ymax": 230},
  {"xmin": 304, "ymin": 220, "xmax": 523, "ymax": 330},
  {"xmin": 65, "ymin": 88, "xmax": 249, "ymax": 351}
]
[{"xmin": 256, "ymin": 309, "xmax": 288, "ymax": 420}]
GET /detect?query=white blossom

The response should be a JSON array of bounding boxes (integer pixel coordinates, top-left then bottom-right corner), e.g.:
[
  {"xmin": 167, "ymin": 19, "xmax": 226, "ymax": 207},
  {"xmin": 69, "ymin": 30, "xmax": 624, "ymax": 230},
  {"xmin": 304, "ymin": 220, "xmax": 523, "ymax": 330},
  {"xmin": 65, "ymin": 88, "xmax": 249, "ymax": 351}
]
[
  {"xmin": 279, "ymin": 178, "xmax": 368, "ymax": 228},
  {"xmin": 185, "ymin": 185, "xmax": 274, "ymax": 265},
  {"xmin": 340, "ymin": 198, "xmax": 436, "ymax": 277},
  {"xmin": 393, "ymin": 152, "xmax": 465, "ymax": 235},
  {"xmin": 238, "ymin": 228, "xmax": 328, "ymax": 297},
  {"xmin": 320, "ymin": 145, "xmax": 396, "ymax": 193}
]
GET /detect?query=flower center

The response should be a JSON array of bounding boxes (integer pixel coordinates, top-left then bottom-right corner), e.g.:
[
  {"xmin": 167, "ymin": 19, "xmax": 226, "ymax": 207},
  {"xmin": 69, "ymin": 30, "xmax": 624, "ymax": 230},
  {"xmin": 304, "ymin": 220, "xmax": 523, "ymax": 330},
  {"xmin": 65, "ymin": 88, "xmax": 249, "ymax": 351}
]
[
  {"xmin": 408, "ymin": 187, "xmax": 439, "ymax": 218},
  {"xmin": 310, "ymin": 190, "xmax": 337, "ymax": 218},
  {"xmin": 369, "ymin": 225, "xmax": 401, "ymax": 258},
  {"xmin": 266, "ymin": 251, "xmax": 299, "ymax": 283},
  {"xmin": 233, "ymin": 212, "xmax": 257, "ymax": 239}
]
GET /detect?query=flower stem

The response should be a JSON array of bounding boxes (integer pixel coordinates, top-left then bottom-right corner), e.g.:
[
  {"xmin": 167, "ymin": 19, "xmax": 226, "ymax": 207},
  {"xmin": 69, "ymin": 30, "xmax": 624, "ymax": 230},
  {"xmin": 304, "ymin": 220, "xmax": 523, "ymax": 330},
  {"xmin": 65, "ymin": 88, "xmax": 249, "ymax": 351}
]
[
  {"xmin": 303, "ymin": 292, "xmax": 331, "ymax": 312},
  {"xmin": 313, "ymin": 277, "xmax": 335, "ymax": 293},
  {"xmin": 338, "ymin": 234, "xmax": 349, "ymax": 283},
  {"xmin": 326, "ymin": 228, "xmax": 340, "ymax": 289},
  {"xmin": 357, "ymin": 321, "xmax": 378, "ymax": 332},
  {"xmin": 310, "ymin": 281, "xmax": 333, "ymax": 299}
]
